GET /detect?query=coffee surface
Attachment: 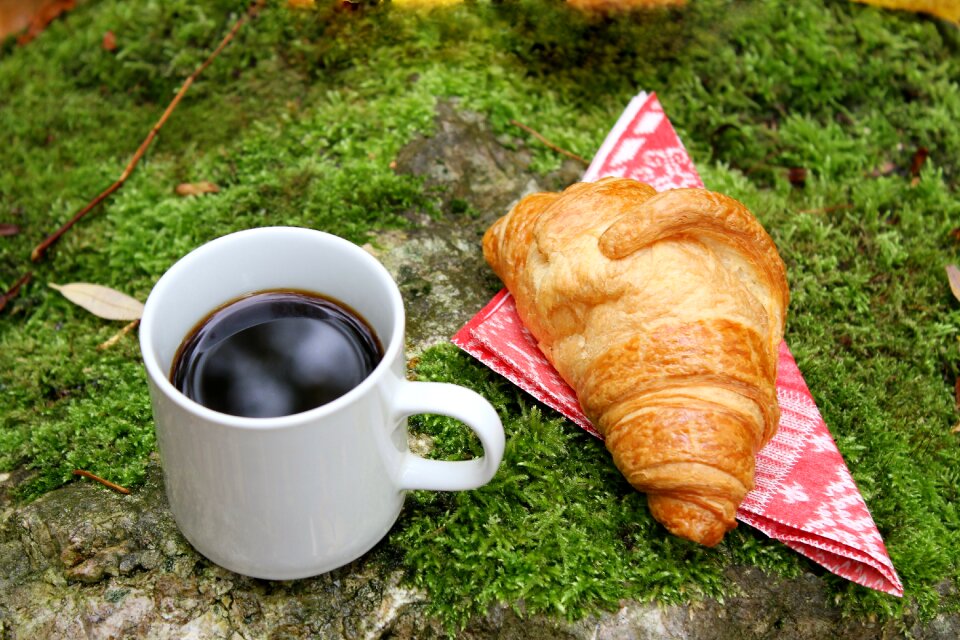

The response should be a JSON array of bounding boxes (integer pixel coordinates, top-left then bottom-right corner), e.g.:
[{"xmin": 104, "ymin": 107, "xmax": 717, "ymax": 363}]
[{"xmin": 171, "ymin": 290, "xmax": 383, "ymax": 418}]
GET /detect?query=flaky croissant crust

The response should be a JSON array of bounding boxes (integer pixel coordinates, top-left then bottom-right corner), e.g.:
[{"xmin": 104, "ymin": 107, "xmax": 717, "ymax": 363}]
[{"xmin": 483, "ymin": 177, "xmax": 789, "ymax": 546}]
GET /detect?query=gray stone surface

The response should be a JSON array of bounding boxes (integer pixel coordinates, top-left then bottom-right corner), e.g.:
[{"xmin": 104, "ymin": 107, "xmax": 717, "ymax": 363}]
[
  {"xmin": 1, "ymin": 100, "xmax": 956, "ymax": 639},
  {"xmin": 0, "ymin": 461, "xmax": 435, "ymax": 639},
  {"xmin": 381, "ymin": 98, "xmax": 584, "ymax": 352},
  {"xmin": 1, "ymin": 465, "xmax": 955, "ymax": 639}
]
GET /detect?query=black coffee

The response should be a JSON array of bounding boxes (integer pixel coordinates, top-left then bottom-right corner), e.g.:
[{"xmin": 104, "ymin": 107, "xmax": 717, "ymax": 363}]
[{"xmin": 171, "ymin": 290, "xmax": 383, "ymax": 418}]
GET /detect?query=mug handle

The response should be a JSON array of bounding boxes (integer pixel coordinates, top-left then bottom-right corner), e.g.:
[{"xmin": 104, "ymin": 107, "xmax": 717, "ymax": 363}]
[{"xmin": 391, "ymin": 381, "xmax": 505, "ymax": 491}]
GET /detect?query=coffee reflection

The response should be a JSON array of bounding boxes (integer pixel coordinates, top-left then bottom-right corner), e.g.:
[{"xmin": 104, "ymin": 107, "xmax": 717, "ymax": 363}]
[{"xmin": 171, "ymin": 290, "xmax": 383, "ymax": 418}]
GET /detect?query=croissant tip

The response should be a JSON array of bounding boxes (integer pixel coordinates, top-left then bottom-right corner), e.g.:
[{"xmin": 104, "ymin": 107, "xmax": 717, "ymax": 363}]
[
  {"xmin": 647, "ymin": 493, "xmax": 738, "ymax": 547},
  {"xmin": 667, "ymin": 519, "xmax": 734, "ymax": 548}
]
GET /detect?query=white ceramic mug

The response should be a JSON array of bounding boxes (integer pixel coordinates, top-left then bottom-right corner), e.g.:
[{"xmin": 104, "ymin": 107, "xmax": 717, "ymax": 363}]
[{"xmin": 139, "ymin": 226, "xmax": 505, "ymax": 580}]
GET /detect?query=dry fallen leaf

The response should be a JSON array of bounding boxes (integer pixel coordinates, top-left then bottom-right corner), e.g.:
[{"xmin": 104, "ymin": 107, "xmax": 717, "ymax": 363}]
[
  {"xmin": 947, "ymin": 265, "xmax": 960, "ymax": 303},
  {"xmin": 175, "ymin": 181, "xmax": 220, "ymax": 197},
  {"xmin": 787, "ymin": 167, "xmax": 808, "ymax": 188},
  {"xmin": 49, "ymin": 282, "xmax": 144, "ymax": 321},
  {"xmin": 868, "ymin": 161, "xmax": 898, "ymax": 178},
  {"xmin": 102, "ymin": 30, "xmax": 116, "ymax": 51},
  {"xmin": 0, "ymin": 0, "xmax": 75, "ymax": 44},
  {"xmin": 0, "ymin": 0, "xmax": 39, "ymax": 39},
  {"xmin": 853, "ymin": 0, "xmax": 960, "ymax": 24},
  {"xmin": 909, "ymin": 146, "xmax": 930, "ymax": 186},
  {"xmin": 0, "ymin": 223, "xmax": 20, "ymax": 237}
]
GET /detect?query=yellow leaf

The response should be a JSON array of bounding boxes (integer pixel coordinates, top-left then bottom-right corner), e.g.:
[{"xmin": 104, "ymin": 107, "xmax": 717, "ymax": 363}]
[
  {"xmin": 947, "ymin": 264, "xmax": 960, "ymax": 303},
  {"xmin": 853, "ymin": 0, "xmax": 960, "ymax": 24},
  {"xmin": 175, "ymin": 181, "xmax": 220, "ymax": 197},
  {"xmin": 49, "ymin": 283, "xmax": 144, "ymax": 321}
]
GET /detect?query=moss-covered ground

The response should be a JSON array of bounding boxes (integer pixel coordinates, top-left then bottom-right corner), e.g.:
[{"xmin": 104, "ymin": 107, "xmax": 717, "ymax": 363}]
[{"xmin": 2, "ymin": 0, "xmax": 959, "ymax": 631}]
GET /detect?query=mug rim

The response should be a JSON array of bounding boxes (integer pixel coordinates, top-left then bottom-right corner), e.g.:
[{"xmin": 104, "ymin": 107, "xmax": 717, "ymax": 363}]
[{"xmin": 139, "ymin": 226, "xmax": 406, "ymax": 431}]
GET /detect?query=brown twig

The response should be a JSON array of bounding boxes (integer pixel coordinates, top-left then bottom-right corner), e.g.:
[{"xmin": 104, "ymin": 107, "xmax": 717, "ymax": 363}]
[
  {"xmin": 72, "ymin": 469, "xmax": 131, "ymax": 494},
  {"xmin": 98, "ymin": 318, "xmax": 141, "ymax": 350},
  {"xmin": 30, "ymin": 0, "xmax": 267, "ymax": 263},
  {"xmin": 509, "ymin": 119, "xmax": 588, "ymax": 165},
  {"xmin": 0, "ymin": 272, "xmax": 32, "ymax": 314}
]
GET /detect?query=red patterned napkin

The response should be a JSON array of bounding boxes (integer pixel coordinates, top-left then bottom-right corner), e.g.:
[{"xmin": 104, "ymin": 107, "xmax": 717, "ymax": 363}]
[{"xmin": 453, "ymin": 92, "xmax": 903, "ymax": 596}]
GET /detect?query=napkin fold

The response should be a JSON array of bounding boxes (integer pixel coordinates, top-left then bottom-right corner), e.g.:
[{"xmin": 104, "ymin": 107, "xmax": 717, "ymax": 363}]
[{"xmin": 453, "ymin": 92, "xmax": 903, "ymax": 597}]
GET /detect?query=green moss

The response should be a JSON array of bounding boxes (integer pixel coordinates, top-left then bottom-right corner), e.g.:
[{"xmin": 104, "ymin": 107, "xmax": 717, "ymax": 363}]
[
  {"xmin": 393, "ymin": 345, "xmax": 746, "ymax": 627},
  {"xmin": 2, "ymin": 0, "xmax": 960, "ymax": 631}
]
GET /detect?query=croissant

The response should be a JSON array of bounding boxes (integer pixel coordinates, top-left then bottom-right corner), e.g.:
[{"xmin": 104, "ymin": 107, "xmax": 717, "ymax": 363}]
[{"xmin": 483, "ymin": 177, "xmax": 789, "ymax": 546}]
